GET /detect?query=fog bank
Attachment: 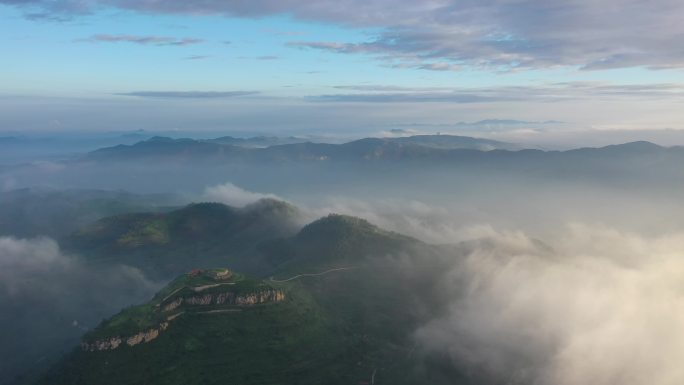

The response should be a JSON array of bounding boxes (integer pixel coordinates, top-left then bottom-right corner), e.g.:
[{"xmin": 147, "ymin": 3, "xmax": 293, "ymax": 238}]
[
  {"xmin": 0, "ymin": 237, "xmax": 162, "ymax": 384},
  {"xmin": 416, "ymin": 224, "xmax": 684, "ymax": 385}
]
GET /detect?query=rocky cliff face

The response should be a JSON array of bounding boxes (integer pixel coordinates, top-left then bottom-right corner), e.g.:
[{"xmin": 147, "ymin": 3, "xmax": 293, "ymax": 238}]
[
  {"xmin": 81, "ymin": 322, "xmax": 169, "ymax": 352},
  {"xmin": 82, "ymin": 289, "xmax": 285, "ymax": 352},
  {"xmin": 81, "ymin": 336, "xmax": 123, "ymax": 351},
  {"xmin": 163, "ymin": 297, "xmax": 183, "ymax": 312},
  {"xmin": 163, "ymin": 289, "xmax": 285, "ymax": 310}
]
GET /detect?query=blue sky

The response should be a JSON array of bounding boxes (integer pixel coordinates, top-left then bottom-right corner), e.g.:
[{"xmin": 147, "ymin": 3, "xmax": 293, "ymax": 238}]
[
  {"xmin": 2, "ymin": 0, "xmax": 684, "ymax": 146},
  {"xmin": 2, "ymin": 6, "xmax": 604, "ymax": 95}
]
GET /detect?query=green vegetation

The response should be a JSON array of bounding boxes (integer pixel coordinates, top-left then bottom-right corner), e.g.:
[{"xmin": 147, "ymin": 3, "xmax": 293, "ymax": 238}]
[
  {"xmin": 40, "ymin": 272, "xmax": 367, "ymax": 385},
  {"xmin": 261, "ymin": 214, "xmax": 420, "ymax": 278},
  {"xmin": 63, "ymin": 200, "xmax": 301, "ymax": 279},
  {"xmin": 85, "ymin": 269, "xmax": 277, "ymax": 341},
  {"xmin": 117, "ymin": 218, "xmax": 170, "ymax": 246},
  {"xmin": 89, "ymin": 302, "xmax": 163, "ymax": 340},
  {"xmin": 39, "ymin": 206, "xmax": 464, "ymax": 385}
]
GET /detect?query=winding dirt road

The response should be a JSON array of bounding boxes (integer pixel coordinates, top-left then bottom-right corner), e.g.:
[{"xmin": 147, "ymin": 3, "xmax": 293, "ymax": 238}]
[{"xmin": 269, "ymin": 267, "xmax": 358, "ymax": 282}]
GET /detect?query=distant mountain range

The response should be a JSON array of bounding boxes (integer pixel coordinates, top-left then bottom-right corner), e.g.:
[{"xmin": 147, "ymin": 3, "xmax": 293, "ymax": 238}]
[
  {"xmin": 206, "ymin": 135, "xmax": 309, "ymax": 147},
  {"xmin": 0, "ymin": 134, "xmax": 153, "ymax": 164},
  {"xmin": 81, "ymin": 135, "xmax": 684, "ymax": 181},
  {"xmin": 85, "ymin": 134, "xmax": 684, "ymax": 164},
  {"xmin": 5, "ymin": 136, "xmax": 682, "ymax": 202},
  {"xmin": 84, "ymin": 134, "xmax": 522, "ymax": 163}
]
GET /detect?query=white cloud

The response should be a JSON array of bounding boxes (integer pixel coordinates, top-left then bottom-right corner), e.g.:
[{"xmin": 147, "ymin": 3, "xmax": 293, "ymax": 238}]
[
  {"xmin": 202, "ymin": 182, "xmax": 284, "ymax": 207},
  {"xmin": 6, "ymin": 0, "xmax": 684, "ymax": 70},
  {"xmin": 0, "ymin": 236, "xmax": 162, "ymax": 379},
  {"xmin": 416, "ymin": 224, "xmax": 684, "ymax": 385}
]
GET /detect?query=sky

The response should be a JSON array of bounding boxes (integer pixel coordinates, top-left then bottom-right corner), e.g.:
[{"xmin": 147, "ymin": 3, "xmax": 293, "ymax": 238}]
[{"xmin": 2, "ymin": 0, "xmax": 684, "ymax": 146}]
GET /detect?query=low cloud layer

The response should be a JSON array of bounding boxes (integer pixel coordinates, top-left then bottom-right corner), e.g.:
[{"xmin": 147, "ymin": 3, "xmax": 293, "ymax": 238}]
[
  {"xmin": 203, "ymin": 182, "xmax": 284, "ymax": 207},
  {"xmin": 0, "ymin": 236, "xmax": 161, "ymax": 383},
  {"xmin": 416, "ymin": 224, "xmax": 684, "ymax": 385},
  {"xmin": 82, "ymin": 34, "xmax": 203, "ymax": 46},
  {"xmin": 1, "ymin": 176, "xmax": 684, "ymax": 384}
]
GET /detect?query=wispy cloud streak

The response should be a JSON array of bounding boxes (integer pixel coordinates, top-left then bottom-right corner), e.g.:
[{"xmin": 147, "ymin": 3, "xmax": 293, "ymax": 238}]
[
  {"xmin": 5, "ymin": 0, "xmax": 680, "ymax": 70},
  {"xmin": 116, "ymin": 91, "xmax": 260, "ymax": 99},
  {"xmin": 82, "ymin": 34, "xmax": 203, "ymax": 46}
]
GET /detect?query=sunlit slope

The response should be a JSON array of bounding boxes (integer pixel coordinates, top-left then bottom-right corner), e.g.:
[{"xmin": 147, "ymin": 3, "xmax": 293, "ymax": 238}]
[
  {"xmin": 256, "ymin": 214, "xmax": 419, "ymax": 276},
  {"xmin": 62, "ymin": 199, "xmax": 301, "ymax": 278}
]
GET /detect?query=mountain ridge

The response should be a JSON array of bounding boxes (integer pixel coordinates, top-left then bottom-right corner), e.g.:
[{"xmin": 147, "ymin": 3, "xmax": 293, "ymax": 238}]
[
  {"xmin": 80, "ymin": 134, "xmax": 684, "ymax": 172},
  {"xmin": 37, "ymin": 206, "xmax": 462, "ymax": 385},
  {"xmin": 84, "ymin": 134, "xmax": 523, "ymax": 162},
  {"xmin": 62, "ymin": 199, "xmax": 303, "ymax": 279}
]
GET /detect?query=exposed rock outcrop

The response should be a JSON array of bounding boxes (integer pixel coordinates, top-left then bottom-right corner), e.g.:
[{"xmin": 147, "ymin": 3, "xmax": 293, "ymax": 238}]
[
  {"xmin": 126, "ymin": 322, "xmax": 168, "ymax": 347},
  {"xmin": 81, "ymin": 322, "xmax": 169, "ymax": 352},
  {"xmin": 81, "ymin": 336, "xmax": 123, "ymax": 351},
  {"xmin": 162, "ymin": 297, "xmax": 183, "ymax": 312},
  {"xmin": 83, "ymin": 289, "xmax": 285, "ymax": 352},
  {"xmin": 164, "ymin": 289, "xmax": 285, "ymax": 310}
]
